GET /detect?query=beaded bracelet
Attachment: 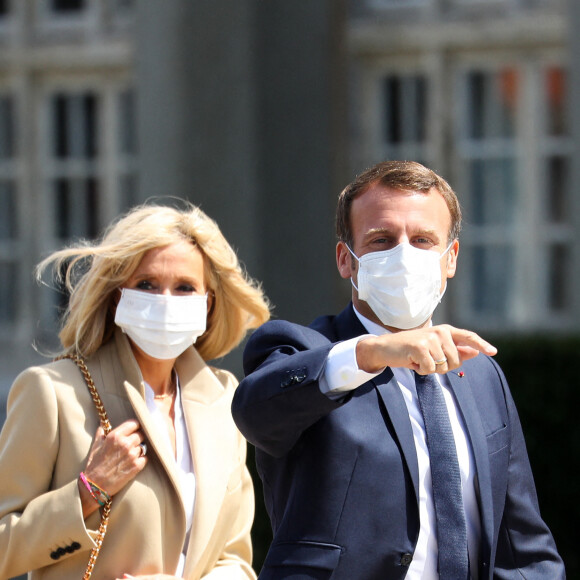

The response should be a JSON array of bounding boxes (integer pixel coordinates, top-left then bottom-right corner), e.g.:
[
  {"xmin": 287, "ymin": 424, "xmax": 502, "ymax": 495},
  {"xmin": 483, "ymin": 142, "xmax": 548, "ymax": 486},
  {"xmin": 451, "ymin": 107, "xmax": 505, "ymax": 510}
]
[{"xmin": 79, "ymin": 472, "xmax": 111, "ymax": 507}]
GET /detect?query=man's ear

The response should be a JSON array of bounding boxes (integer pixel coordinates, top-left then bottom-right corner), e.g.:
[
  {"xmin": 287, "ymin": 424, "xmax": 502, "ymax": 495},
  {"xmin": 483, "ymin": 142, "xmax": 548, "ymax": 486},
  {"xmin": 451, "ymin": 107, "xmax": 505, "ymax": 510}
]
[
  {"xmin": 446, "ymin": 239, "xmax": 459, "ymax": 279},
  {"xmin": 336, "ymin": 241, "xmax": 355, "ymax": 280}
]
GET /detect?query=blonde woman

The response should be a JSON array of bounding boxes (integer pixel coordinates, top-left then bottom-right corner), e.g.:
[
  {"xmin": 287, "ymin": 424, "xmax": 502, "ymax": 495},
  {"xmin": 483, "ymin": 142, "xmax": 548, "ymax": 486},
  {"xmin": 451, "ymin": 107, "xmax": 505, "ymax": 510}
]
[{"xmin": 0, "ymin": 203, "xmax": 270, "ymax": 580}]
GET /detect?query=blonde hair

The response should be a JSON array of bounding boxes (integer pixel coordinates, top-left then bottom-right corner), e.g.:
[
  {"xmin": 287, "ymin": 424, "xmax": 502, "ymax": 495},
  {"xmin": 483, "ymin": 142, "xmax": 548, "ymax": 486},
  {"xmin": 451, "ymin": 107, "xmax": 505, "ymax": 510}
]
[{"xmin": 37, "ymin": 202, "xmax": 271, "ymax": 361}]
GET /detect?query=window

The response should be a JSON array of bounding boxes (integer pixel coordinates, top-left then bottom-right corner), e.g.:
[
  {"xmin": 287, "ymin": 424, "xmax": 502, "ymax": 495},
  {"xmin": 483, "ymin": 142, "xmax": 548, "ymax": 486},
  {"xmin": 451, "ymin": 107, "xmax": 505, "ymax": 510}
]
[
  {"xmin": 50, "ymin": 0, "xmax": 85, "ymax": 12},
  {"xmin": 381, "ymin": 73, "xmax": 429, "ymax": 164},
  {"xmin": 455, "ymin": 62, "xmax": 572, "ymax": 330},
  {"xmin": 364, "ymin": 0, "xmax": 430, "ymax": 7},
  {"xmin": 117, "ymin": 88, "xmax": 138, "ymax": 211},
  {"xmin": 0, "ymin": 94, "xmax": 17, "ymax": 325},
  {"xmin": 35, "ymin": 82, "xmax": 136, "ymax": 334},
  {"xmin": 540, "ymin": 66, "xmax": 572, "ymax": 314},
  {"xmin": 50, "ymin": 92, "xmax": 99, "ymax": 240}
]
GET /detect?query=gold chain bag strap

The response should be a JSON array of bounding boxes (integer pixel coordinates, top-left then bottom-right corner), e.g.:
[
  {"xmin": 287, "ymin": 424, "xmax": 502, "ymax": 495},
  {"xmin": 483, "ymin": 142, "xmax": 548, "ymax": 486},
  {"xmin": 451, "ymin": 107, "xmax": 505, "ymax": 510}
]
[{"xmin": 58, "ymin": 354, "xmax": 112, "ymax": 580}]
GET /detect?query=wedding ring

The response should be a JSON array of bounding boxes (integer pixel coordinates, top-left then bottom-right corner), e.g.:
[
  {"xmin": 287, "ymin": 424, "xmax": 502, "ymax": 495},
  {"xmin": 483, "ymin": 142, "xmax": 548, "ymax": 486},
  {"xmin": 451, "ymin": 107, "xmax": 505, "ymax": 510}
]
[
  {"xmin": 434, "ymin": 358, "xmax": 447, "ymax": 365},
  {"xmin": 138, "ymin": 442, "xmax": 147, "ymax": 457}
]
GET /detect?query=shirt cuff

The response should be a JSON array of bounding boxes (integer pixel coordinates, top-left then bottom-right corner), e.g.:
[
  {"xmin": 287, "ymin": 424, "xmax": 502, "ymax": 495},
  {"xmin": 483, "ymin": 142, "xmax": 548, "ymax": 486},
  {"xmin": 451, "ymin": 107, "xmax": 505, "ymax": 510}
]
[{"xmin": 319, "ymin": 335, "xmax": 384, "ymax": 398}]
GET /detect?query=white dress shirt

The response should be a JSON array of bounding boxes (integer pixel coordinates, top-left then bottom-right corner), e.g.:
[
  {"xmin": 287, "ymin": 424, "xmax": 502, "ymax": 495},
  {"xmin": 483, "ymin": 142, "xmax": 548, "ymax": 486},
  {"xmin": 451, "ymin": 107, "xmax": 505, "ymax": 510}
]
[
  {"xmin": 319, "ymin": 309, "xmax": 481, "ymax": 579},
  {"xmin": 145, "ymin": 377, "xmax": 195, "ymax": 577}
]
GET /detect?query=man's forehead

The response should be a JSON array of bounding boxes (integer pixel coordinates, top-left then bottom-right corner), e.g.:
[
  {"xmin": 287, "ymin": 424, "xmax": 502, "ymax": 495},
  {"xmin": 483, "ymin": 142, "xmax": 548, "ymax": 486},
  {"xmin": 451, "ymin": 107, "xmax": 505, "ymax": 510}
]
[{"xmin": 351, "ymin": 186, "xmax": 452, "ymax": 237}]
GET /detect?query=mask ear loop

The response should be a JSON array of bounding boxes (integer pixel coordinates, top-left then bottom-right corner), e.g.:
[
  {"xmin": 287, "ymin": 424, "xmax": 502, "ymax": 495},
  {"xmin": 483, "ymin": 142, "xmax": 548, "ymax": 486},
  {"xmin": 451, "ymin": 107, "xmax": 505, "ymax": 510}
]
[
  {"xmin": 344, "ymin": 244, "xmax": 362, "ymax": 293},
  {"xmin": 441, "ymin": 241, "xmax": 454, "ymax": 257},
  {"xmin": 435, "ymin": 241, "xmax": 455, "ymax": 304}
]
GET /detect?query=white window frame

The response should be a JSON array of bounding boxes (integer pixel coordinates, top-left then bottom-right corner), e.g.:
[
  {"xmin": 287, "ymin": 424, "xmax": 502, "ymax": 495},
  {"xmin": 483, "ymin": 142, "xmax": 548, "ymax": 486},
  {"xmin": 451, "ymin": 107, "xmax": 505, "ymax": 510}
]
[
  {"xmin": 349, "ymin": 55, "xmax": 441, "ymax": 172},
  {"xmin": 0, "ymin": 87, "xmax": 20, "ymax": 337},
  {"xmin": 452, "ymin": 52, "xmax": 573, "ymax": 331},
  {"xmin": 35, "ymin": 73, "xmax": 136, "ymax": 333}
]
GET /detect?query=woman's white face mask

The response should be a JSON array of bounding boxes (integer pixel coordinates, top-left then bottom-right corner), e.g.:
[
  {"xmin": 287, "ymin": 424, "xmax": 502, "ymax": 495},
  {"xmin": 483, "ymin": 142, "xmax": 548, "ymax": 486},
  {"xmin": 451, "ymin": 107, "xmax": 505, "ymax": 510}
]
[
  {"xmin": 114, "ymin": 288, "xmax": 208, "ymax": 360},
  {"xmin": 348, "ymin": 242, "xmax": 452, "ymax": 330}
]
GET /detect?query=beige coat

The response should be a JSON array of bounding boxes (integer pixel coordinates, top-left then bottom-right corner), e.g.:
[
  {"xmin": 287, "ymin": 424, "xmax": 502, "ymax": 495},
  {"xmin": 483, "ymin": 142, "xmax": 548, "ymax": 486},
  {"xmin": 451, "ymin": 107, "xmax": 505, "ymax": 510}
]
[{"xmin": 0, "ymin": 329, "xmax": 257, "ymax": 580}]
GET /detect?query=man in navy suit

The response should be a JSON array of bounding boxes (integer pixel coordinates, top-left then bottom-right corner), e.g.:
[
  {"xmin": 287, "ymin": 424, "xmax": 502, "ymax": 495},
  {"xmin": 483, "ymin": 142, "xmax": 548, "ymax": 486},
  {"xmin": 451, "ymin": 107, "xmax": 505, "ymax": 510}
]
[{"xmin": 232, "ymin": 161, "xmax": 564, "ymax": 579}]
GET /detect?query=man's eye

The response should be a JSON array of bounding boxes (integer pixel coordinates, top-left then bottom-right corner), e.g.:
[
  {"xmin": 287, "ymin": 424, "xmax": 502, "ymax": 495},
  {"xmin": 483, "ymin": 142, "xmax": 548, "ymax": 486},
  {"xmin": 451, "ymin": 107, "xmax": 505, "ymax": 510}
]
[{"xmin": 372, "ymin": 238, "xmax": 393, "ymax": 246}]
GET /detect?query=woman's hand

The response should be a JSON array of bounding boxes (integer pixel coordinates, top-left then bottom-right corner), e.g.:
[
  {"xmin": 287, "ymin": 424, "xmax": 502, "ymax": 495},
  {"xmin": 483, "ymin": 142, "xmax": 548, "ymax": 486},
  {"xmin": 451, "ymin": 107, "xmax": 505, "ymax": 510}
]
[{"xmin": 78, "ymin": 419, "xmax": 147, "ymax": 517}]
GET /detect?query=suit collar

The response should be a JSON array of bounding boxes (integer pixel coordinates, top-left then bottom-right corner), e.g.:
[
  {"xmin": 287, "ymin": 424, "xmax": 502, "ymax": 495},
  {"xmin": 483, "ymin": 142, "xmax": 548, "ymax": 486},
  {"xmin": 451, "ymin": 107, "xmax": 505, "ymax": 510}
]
[{"xmin": 334, "ymin": 302, "xmax": 371, "ymax": 340}]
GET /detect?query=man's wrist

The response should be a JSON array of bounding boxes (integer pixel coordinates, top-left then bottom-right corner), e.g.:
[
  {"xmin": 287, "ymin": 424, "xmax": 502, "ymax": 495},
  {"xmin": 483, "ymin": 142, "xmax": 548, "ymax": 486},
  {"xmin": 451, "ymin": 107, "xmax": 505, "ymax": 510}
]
[{"xmin": 356, "ymin": 335, "xmax": 387, "ymax": 374}]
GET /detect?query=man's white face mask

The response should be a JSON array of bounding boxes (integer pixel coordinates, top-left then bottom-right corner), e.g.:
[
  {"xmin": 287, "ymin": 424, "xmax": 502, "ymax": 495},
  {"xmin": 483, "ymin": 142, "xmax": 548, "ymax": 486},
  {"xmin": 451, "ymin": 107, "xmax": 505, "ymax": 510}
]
[
  {"xmin": 114, "ymin": 288, "xmax": 208, "ymax": 360},
  {"xmin": 348, "ymin": 242, "xmax": 452, "ymax": 330}
]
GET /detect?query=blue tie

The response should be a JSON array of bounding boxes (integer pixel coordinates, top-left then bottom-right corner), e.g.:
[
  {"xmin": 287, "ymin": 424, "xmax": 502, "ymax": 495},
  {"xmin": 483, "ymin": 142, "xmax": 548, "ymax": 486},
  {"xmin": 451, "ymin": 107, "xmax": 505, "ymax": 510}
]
[{"xmin": 414, "ymin": 372, "xmax": 469, "ymax": 579}]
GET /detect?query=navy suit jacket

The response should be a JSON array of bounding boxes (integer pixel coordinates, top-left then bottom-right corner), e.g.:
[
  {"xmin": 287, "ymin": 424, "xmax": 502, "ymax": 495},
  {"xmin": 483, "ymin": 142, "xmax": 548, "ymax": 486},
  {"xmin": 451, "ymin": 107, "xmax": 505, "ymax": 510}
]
[{"xmin": 232, "ymin": 305, "xmax": 564, "ymax": 579}]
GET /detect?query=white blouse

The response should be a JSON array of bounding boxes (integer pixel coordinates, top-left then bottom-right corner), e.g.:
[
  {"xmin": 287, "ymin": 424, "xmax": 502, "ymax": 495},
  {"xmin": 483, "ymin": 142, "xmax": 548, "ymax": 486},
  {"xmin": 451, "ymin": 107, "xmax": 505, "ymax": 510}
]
[{"xmin": 144, "ymin": 376, "xmax": 196, "ymax": 576}]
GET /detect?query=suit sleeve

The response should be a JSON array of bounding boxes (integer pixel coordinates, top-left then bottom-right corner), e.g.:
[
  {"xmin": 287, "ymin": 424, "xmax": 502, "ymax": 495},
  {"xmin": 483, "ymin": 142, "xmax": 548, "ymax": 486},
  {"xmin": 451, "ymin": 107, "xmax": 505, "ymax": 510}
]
[
  {"xmin": 490, "ymin": 360, "xmax": 565, "ymax": 578},
  {"xmin": 0, "ymin": 367, "xmax": 95, "ymax": 578},
  {"xmin": 232, "ymin": 320, "xmax": 345, "ymax": 458}
]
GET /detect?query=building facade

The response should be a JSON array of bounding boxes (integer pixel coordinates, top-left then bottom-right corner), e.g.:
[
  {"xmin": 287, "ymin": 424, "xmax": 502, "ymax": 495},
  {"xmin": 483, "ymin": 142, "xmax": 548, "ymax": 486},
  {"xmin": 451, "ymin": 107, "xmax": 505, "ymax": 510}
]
[{"xmin": 1, "ymin": 0, "xmax": 578, "ymax": 399}]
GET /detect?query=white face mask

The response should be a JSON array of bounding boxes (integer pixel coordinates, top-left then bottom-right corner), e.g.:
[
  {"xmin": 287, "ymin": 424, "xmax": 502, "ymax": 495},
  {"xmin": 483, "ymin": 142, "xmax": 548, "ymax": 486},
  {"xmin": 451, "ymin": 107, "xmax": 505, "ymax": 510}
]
[
  {"xmin": 114, "ymin": 288, "xmax": 208, "ymax": 360},
  {"xmin": 348, "ymin": 242, "xmax": 452, "ymax": 330}
]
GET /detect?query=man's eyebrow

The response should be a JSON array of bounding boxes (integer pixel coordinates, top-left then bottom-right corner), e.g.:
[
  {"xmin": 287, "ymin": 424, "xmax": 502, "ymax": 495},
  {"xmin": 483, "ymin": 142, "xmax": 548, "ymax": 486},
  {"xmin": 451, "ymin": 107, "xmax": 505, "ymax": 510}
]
[{"xmin": 363, "ymin": 227, "xmax": 394, "ymax": 237}]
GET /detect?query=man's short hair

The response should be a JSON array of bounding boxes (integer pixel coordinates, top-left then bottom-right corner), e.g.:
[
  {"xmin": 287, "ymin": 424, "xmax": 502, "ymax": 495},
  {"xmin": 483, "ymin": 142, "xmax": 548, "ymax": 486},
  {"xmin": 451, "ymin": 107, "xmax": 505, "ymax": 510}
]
[{"xmin": 336, "ymin": 160, "xmax": 462, "ymax": 249}]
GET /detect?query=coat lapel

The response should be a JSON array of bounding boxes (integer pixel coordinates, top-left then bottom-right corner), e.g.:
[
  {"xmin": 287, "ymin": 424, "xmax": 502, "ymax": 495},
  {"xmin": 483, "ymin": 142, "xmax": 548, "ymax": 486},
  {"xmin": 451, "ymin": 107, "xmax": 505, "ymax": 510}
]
[
  {"xmin": 114, "ymin": 331, "xmax": 188, "ymax": 528},
  {"xmin": 176, "ymin": 349, "xmax": 235, "ymax": 577},
  {"xmin": 110, "ymin": 329, "xmax": 236, "ymax": 573},
  {"xmin": 447, "ymin": 368, "xmax": 494, "ymax": 573}
]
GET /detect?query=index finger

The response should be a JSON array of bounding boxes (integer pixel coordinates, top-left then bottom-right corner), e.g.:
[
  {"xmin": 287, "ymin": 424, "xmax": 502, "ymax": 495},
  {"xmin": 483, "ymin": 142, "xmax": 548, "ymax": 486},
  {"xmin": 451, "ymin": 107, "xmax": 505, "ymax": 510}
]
[
  {"xmin": 112, "ymin": 419, "xmax": 142, "ymax": 436},
  {"xmin": 451, "ymin": 328, "xmax": 497, "ymax": 356}
]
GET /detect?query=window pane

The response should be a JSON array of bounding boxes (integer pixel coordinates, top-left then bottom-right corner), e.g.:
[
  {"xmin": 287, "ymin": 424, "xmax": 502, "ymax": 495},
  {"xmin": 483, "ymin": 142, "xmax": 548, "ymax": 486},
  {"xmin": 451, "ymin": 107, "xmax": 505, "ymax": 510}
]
[
  {"xmin": 545, "ymin": 67, "xmax": 567, "ymax": 137},
  {"xmin": 50, "ymin": 0, "xmax": 84, "ymax": 12},
  {"xmin": 467, "ymin": 68, "xmax": 517, "ymax": 139},
  {"xmin": 470, "ymin": 245, "xmax": 513, "ymax": 315},
  {"xmin": 467, "ymin": 158, "xmax": 517, "ymax": 225},
  {"xmin": 0, "ymin": 262, "xmax": 17, "ymax": 323},
  {"xmin": 114, "ymin": 0, "xmax": 135, "ymax": 11},
  {"xmin": 54, "ymin": 177, "xmax": 99, "ymax": 239},
  {"xmin": 118, "ymin": 89, "xmax": 136, "ymax": 154},
  {"xmin": 548, "ymin": 243, "xmax": 570, "ymax": 311},
  {"xmin": 119, "ymin": 174, "xmax": 138, "ymax": 212},
  {"xmin": 52, "ymin": 93, "xmax": 97, "ymax": 159},
  {"xmin": 0, "ymin": 180, "xmax": 16, "ymax": 240},
  {"xmin": 383, "ymin": 74, "xmax": 426, "ymax": 145},
  {"xmin": 384, "ymin": 77, "xmax": 402, "ymax": 144},
  {"xmin": 0, "ymin": 96, "xmax": 15, "ymax": 159},
  {"xmin": 544, "ymin": 155, "xmax": 568, "ymax": 224}
]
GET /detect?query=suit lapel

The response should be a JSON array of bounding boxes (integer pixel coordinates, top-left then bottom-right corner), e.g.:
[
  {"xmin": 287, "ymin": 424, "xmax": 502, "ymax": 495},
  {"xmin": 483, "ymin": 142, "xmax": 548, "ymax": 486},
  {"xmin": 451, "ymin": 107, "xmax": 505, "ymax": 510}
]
[
  {"xmin": 447, "ymin": 368, "xmax": 494, "ymax": 571},
  {"xmin": 334, "ymin": 305, "xmax": 421, "ymax": 503},
  {"xmin": 373, "ymin": 369, "xmax": 420, "ymax": 504}
]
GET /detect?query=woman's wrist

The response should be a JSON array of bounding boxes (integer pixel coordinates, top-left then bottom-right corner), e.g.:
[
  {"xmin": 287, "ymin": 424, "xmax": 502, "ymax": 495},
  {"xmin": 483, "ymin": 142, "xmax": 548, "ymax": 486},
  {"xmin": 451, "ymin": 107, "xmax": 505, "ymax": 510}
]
[
  {"xmin": 79, "ymin": 472, "xmax": 111, "ymax": 506},
  {"xmin": 78, "ymin": 472, "xmax": 110, "ymax": 519}
]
